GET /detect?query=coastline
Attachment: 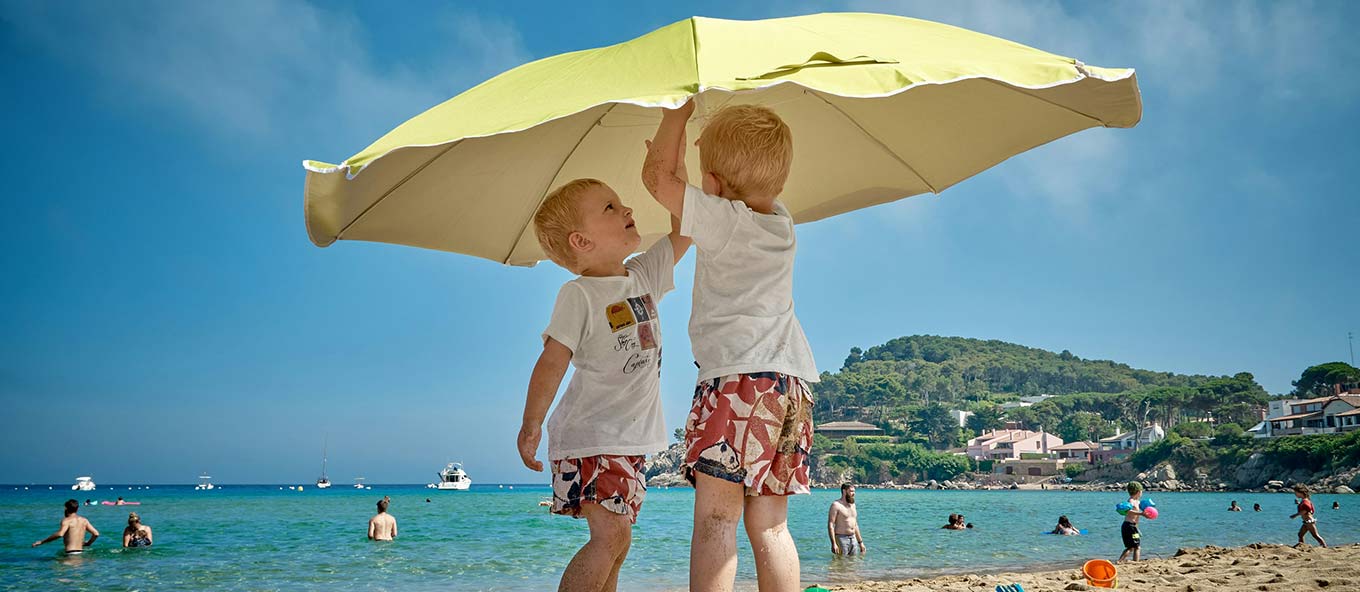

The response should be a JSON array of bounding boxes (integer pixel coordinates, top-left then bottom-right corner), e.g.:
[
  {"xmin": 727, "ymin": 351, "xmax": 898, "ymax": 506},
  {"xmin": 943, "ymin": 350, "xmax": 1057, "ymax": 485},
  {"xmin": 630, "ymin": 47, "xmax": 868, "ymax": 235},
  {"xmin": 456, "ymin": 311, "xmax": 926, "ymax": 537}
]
[{"xmin": 824, "ymin": 543, "xmax": 1360, "ymax": 592}]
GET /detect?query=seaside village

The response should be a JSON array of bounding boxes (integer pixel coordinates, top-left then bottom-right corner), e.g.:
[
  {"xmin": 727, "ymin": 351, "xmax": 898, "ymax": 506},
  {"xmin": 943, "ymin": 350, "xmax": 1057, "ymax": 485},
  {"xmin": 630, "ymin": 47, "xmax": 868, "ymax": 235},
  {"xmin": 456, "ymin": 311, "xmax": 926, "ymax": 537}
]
[{"xmin": 810, "ymin": 383, "xmax": 1360, "ymax": 490}]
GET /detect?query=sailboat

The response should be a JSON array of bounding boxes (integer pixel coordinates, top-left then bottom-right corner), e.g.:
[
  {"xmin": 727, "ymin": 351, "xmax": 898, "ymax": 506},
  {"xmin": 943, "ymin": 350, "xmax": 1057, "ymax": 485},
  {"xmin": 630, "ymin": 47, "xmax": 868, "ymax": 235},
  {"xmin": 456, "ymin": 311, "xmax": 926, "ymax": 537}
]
[{"xmin": 316, "ymin": 437, "xmax": 332, "ymax": 489}]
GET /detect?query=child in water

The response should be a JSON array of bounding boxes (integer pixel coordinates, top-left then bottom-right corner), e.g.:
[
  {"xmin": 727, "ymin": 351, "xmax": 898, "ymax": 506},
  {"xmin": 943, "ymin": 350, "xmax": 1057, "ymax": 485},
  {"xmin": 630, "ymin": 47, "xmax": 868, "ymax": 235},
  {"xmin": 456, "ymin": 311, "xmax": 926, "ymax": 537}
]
[{"xmin": 1051, "ymin": 515, "xmax": 1080, "ymax": 535}]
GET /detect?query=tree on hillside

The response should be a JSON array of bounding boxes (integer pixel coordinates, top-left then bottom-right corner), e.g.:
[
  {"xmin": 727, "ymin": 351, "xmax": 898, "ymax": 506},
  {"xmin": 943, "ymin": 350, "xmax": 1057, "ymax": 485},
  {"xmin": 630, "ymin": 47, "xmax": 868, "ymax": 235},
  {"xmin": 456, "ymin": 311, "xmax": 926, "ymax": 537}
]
[
  {"xmin": 1057, "ymin": 411, "xmax": 1115, "ymax": 442},
  {"xmin": 966, "ymin": 405, "xmax": 1006, "ymax": 434},
  {"xmin": 1292, "ymin": 362, "xmax": 1360, "ymax": 398},
  {"xmin": 910, "ymin": 404, "xmax": 960, "ymax": 450},
  {"xmin": 843, "ymin": 347, "xmax": 863, "ymax": 370}
]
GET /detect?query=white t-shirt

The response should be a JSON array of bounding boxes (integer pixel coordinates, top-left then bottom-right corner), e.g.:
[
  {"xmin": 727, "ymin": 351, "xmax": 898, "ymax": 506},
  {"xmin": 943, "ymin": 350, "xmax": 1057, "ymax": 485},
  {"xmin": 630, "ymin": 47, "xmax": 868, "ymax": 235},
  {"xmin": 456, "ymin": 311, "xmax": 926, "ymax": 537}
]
[
  {"xmin": 679, "ymin": 184, "xmax": 818, "ymax": 383},
  {"xmin": 541, "ymin": 236, "xmax": 676, "ymax": 460}
]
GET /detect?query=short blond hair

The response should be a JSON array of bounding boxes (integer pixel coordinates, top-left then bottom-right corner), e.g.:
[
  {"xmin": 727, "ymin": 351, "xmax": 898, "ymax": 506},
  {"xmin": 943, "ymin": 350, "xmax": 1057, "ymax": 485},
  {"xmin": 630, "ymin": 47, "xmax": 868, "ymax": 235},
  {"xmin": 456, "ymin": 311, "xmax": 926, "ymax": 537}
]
[
  {"xmin": 698, "ymin": 104, "xmax": 793, "ymax": 199},
  {"xmin": 533, "ymin": 178, "xmax": 604, "ymax": 271}
]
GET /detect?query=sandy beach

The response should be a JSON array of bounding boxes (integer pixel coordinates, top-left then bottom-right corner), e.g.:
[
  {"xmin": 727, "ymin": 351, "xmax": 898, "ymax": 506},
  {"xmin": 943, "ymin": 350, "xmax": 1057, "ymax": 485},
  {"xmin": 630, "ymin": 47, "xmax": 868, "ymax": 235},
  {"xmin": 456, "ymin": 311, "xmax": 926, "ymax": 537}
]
[{"xmin": 831, "ymin": 543, "xmax": 1360, "ymax": 592}]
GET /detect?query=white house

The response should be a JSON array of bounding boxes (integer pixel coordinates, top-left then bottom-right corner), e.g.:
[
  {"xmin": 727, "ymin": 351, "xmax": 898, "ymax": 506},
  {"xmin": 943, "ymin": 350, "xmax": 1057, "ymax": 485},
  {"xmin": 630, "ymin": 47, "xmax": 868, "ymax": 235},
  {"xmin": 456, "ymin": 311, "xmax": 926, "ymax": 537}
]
[
  {"xmin": 1267, "ymin": 395, "xmax": 1360, "ymax": 437},
  {"xmin": 1050, "ymin": 441, "xmax": 1097, "ymax": 462},
  {"xmin": 965, "ymin": 429, "xmax": 1064, "ymax": 461},
  {"xmin": 1090, "ymin": 424, "xmax": 1165, "ymax": 463},
  {"xmin": 949, "ymin": 409, "xmax": 973, "ymax": 428}
]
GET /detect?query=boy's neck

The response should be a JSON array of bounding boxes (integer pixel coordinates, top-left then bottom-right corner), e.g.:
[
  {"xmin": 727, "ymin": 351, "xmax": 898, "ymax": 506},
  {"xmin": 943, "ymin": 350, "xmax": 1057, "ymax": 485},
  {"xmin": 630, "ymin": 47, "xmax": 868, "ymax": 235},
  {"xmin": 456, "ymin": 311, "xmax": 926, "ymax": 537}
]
[
  {"xmin": 719, "ymin": 190, "xmax": 778, "ymax": 215},
  {"xmin": 578, "ymin": 260, "xmax": 627, "ymax": 278}
]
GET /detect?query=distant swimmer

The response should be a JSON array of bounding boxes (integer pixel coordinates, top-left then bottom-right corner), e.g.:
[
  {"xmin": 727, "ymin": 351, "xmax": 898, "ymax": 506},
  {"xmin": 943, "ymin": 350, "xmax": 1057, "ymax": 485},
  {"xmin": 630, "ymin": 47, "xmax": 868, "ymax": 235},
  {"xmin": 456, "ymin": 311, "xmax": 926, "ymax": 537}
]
[
  {"xmin": 828, "ymin": 483, "xmax": 866, "ymax": 555},
  {"xmin": 122, "ymin": 513, "xmax": 152, "ymax": 548},
  {"xmin": 32, "ymin": 499, "xmax": 99, "ymax": 555},
  {"xmin": 1229, "ymin": 500, "xmax": 1242, "ymax": 512},
  {"xmin": 368, "ymin": 499, "xmax": 397, "ymax": 541}
]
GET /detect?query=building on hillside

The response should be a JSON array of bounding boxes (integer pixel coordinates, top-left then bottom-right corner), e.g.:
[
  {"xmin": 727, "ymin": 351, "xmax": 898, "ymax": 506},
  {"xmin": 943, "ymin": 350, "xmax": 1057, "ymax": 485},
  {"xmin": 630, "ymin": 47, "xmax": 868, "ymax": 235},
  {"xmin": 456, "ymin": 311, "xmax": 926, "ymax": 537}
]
[
  {"xmin": 949, "ymin": 409, "xmax": 973, "ymax": 427},
  {"xmin": 999, "ymin": 394, "xmax": 1056, "ymax": 410},
  {"xmin": 1090, "ymin": 424, "xmax": 1165, "ymax": 464},
  {"xmin": 965, "ymin": 429, "xmax": 1064, "ymax": 461},
  {"xmin": 1050, "ymin": 441, "xmax": 1097, "ymax": 463},
  {"xmin": 1266, "ymin": 395, "xmax": 1360, "ymax": 437},
  {"xmin": 816, "ymin": 421, "xmax": 884, "ymax": 440},
  {"xmin": 993, "ymin": 458, "xmax": 1067, "ymax": 479}
]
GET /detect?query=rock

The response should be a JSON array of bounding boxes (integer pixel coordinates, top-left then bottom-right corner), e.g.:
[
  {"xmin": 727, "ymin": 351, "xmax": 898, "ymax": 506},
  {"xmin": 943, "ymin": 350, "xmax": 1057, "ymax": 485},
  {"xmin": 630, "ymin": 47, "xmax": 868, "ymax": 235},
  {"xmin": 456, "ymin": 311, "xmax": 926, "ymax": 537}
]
[
  {"xmin": 646, "ymin": 472, "xmax": 690, "ymax": 488},
  {"xmin": 1064, "ymin": 583, "xmax": 1089, "ymax": 590},
  {"xmin": 1266, "ymin": 480, "xmax": 1285, "ymax": 489},
  {"xmin": 1334, "ymin": 485, "xmax": 1354, "ymax": 494},
  {"xmin": 927, "ymin": 479, "xmax": 940, "ymax": 489}
]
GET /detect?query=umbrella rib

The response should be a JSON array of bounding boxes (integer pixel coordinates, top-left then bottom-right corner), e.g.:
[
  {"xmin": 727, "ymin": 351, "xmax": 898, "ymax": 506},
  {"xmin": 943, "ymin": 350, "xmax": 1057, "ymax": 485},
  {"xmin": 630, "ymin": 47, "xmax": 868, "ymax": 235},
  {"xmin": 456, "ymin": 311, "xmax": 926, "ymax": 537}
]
[
  {"xmin": 979, "ymin": 78, "xmax": 1103, "ymax": 126},
  {"xmin": 806, "ymin": 90, "xmax": 938, "ymax": 194},
  {"xmin": 334, "ymin": 141, "xmax": 462, "ymax": 241},
  {"xmin": 502, "ymin": 103, "xmax": 619, "ymax": 265}
]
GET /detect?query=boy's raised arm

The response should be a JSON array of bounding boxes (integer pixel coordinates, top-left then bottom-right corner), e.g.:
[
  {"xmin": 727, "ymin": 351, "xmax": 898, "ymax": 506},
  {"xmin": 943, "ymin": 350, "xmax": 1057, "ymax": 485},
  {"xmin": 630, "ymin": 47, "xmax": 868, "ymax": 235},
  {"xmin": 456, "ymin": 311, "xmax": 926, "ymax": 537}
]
[
  {"xmin": 517, "ymin": 338, "xmax": 573, "ymax": 472},
  {"xmin": 642, "ymin": 100, "xmax": 694, "ymax": 218}
]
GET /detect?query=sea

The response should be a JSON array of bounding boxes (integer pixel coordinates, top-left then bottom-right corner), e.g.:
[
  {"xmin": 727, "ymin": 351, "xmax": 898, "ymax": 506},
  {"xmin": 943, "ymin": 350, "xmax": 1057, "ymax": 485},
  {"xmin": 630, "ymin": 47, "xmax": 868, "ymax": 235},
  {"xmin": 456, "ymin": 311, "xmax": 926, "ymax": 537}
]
[{"xmin": 2, "ymin": 484, "xmax": 1356, "ymax": 591}]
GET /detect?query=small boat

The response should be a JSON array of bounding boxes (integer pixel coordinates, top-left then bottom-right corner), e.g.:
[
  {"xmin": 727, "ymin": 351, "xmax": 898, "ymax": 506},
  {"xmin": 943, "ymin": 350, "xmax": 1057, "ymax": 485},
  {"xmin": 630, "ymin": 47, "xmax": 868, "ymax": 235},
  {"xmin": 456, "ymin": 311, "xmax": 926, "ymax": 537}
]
[
  {"xmin": 353, "ymin": 477, "xmax": 368, "ymax": 490},
  {"xmin": 195, "ymin": 474, "xmax": 215, "ymax": 490},
  {"xmin": 72, "ymin": 476, "xmax": 96, "ymax": 492},
  {"xmin": 429, "ymin": 462, "xmax": 472, "ymax": 490},
  {"xmin": 316, "ymin": 438, "xmax": 332, "ymax": 489}
]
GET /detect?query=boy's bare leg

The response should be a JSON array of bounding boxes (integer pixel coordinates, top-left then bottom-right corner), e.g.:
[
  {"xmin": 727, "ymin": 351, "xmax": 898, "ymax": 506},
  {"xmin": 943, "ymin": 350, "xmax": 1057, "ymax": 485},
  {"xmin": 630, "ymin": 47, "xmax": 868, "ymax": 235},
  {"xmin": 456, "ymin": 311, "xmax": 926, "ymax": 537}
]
[
  {"xmin": 1117, "ymin": 549, "xmax": 1130, "ymax": 563},
  {"xmin": 560, "ymin": 504, "xmax": 632, "ymax": 592},
  {"xmin": 691, "ymin": 472, "xmax": 744, "ymax": 592},
  {"xmin": 743, "ymin": 494, "xmax": 799, "ymax": 592}
]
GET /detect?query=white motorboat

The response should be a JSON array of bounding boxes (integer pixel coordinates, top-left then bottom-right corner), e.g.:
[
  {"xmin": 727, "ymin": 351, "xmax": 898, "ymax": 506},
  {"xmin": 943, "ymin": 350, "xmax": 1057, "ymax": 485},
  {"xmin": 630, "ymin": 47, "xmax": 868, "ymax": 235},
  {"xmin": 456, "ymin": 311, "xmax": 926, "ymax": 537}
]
[
  {"xmin": 72, "ymin": 476, "xmax": 96, "ymax": 491},
  {"xmin": 353, "ymin": 477, "xmax": 368, "ymax": 489},
  {"xmin": 429, "ymin": 462, "xmax": 471, "ymax": 490},
  {"xmin": 195, "ymin": 474, "xmax": 215, "ymax": 490}
]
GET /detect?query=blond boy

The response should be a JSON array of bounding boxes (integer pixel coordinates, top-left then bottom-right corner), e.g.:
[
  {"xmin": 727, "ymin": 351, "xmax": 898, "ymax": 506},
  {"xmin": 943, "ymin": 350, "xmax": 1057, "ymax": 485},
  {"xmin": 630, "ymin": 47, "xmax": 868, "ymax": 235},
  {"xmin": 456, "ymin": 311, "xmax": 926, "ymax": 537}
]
[
  {"xmin": 642, "ymin": 101, "xmax": 818, "ymax": 592},
  {"xmin": 517, "ymin": 175, "xmax": 690, "ymax": 592}
]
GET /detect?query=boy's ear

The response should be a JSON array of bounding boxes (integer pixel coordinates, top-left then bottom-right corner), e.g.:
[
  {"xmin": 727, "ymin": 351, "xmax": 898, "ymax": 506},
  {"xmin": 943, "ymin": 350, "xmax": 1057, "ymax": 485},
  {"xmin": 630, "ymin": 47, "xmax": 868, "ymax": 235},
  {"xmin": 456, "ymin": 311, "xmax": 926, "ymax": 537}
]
[
  {"xmin": 705, "ymin": 171, "xmax": 725, "ymax": 197},
  {"xmin": 568, "ymin": 231, "xmax": 592, "ymax": 253}
]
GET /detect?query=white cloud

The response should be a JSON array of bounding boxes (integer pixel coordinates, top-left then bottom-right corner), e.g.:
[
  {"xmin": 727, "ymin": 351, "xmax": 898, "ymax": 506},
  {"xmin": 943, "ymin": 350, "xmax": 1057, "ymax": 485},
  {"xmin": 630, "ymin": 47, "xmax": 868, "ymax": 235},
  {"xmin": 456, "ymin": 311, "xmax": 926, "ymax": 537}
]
[{"xmin": 0, "ymin": 1, "xmax": 532, "ymax": 151}]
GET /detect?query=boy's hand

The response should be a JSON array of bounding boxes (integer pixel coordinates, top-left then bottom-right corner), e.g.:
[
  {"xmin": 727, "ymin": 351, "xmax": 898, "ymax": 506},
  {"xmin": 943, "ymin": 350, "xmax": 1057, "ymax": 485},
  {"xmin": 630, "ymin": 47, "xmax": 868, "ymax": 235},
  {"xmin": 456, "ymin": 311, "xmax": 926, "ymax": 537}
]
[{"xmin": 517, "ymin": 423, "xmax": 544, "ymax": 472}]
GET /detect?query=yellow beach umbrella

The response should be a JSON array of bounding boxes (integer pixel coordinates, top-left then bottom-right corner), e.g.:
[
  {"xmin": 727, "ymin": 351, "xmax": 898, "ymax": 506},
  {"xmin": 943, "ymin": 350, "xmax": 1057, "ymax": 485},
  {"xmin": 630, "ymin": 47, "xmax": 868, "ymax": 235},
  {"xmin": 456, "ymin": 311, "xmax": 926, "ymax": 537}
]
[{"xmin": 303, "ymin": 12, "xmax": 1140, "ymax": 266}]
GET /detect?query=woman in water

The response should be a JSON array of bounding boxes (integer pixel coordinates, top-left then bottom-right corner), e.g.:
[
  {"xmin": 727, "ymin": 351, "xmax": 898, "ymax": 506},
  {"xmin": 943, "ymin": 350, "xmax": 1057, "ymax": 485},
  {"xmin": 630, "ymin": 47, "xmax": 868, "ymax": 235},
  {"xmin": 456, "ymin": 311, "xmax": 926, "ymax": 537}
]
[
  {"xmin": 122, "ymin": 512, "xmax": 152, "ymax": 548},
  {"xmin": 1051, "ymin": 515, "xmax": 1080, "ymax": 535}
]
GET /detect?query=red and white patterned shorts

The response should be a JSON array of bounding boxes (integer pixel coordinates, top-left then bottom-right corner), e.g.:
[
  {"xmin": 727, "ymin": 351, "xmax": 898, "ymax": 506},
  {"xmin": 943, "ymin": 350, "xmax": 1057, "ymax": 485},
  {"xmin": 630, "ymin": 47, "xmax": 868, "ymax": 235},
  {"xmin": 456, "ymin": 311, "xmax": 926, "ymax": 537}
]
[
  {"xmin": 683, "ymin": 372, "xmax": 814, "ymax": 496},
  {"xmin": 550, "ymin": 455, "xmax": 648, "ymax": 524}
]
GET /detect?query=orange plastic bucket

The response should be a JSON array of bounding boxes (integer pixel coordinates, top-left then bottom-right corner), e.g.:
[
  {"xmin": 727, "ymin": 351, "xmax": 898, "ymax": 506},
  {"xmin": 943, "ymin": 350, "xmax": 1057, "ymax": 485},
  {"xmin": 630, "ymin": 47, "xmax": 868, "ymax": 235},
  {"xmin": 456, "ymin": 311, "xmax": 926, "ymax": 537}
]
[{"xmin": 1082, "ymin": 559, "xmax": 1118, "ymax": 588}]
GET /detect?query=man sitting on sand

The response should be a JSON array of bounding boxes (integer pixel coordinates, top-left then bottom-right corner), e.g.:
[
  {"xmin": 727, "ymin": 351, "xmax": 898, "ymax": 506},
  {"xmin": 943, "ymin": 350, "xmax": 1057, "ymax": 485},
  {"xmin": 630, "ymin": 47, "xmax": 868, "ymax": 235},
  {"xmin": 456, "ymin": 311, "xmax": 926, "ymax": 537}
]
[
  {"xmin": 368, "ymin": 499, "xmax": 397, "ymax": 541},
  {"xmin": 828, "ymin": 483, "xmax": 867, "ymax": 555},
  {"xmin": 32, "ymin": 499, "xmax": 99, "ymax": 555}
]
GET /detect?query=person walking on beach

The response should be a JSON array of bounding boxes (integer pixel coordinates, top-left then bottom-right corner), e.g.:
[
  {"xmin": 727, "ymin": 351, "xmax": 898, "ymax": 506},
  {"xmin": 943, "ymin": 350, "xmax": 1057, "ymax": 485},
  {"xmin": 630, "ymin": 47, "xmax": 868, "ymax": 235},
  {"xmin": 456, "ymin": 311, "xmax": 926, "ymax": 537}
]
[
  {"xmin": 122, "ymin": 512, "xmax": 152, "ymax": 547},
  {"xmin": 517, "ymin": 169, "xmax": 690, "ymax": 590},
  {"xmin": 1117, "ymin": 482, "xmax": 1146, "ymax": 563},
  {"xmin": 368, "ymin": 499, "xmax": 397, "ymax": 541},
  {"xmin": 644, "ymin": 100, "xmax": 816, "ymax": 592},
  {"xmin": 828, "ymin": 484, "xmax": 866, "ymax": 555},
  {"xmin": 1290, "ymin": 484, "xmax": 1326, "ymax": 548},
  {"xmin": 32, "ymin": 499, "xmax": 99, "ymax": 555}
]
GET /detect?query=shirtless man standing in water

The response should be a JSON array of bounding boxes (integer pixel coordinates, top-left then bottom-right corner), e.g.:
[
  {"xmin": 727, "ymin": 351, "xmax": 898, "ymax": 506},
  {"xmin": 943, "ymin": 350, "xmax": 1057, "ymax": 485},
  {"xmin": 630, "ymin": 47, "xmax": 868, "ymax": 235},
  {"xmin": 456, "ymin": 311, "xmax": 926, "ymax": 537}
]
[
  {"xmin": 368, "ymin": 498, "xmax": 397, "ymax": 541},
  {"xmin": 33, "ymin": 499, "xmax": 99, "ymax": 554},
  {"xmin": 828, "ymin": 483, "xmax": 867, "ymax": 555}
]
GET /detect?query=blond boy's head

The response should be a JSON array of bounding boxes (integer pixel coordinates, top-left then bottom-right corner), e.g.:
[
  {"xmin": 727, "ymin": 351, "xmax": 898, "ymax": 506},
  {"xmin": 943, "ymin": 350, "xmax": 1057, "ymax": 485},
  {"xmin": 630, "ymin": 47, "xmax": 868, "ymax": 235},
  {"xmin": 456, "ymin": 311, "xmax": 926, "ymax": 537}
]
[
  {"xmin": 698, "ymin": 104, "xmax": 793, "ymax": 200},
  {"xmin": 533, "ymin": 178, "xmax": 602, "ymax": 272}
]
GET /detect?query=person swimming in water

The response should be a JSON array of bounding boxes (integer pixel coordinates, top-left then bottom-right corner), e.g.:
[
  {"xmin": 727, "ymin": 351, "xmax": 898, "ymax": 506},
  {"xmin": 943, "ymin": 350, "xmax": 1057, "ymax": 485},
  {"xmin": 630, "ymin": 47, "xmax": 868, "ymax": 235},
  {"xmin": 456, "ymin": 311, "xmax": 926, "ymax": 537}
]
[
  {"xmin": 122, "ymin": 513, "xmax": 152, "ymax": 548},
  {"xmin": 1051, "ymin": 515, "xmax": 1080, "ymax": 535}
]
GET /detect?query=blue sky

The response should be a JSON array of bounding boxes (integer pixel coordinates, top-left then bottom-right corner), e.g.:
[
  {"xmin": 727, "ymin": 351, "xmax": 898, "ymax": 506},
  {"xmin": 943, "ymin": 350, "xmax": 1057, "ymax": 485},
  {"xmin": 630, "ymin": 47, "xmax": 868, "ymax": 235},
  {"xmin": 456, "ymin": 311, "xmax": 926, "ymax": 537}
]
[{"xmin": 1, "ymin": 1, "xmax": 1357, "ymax": 485}]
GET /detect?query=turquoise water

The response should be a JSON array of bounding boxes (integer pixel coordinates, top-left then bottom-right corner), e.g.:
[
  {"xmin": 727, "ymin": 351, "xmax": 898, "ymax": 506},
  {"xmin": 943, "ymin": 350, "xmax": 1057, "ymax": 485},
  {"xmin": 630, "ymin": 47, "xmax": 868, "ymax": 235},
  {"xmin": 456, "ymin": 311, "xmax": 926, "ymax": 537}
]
[{"xmin": 3, "ymin": 484, "xmax": 1356, "ymax": 591}]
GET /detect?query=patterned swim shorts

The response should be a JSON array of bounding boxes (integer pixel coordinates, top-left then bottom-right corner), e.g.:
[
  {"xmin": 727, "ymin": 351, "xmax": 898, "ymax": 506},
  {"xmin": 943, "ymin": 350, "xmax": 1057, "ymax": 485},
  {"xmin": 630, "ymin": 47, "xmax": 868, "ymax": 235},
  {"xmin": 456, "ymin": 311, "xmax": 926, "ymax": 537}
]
[
  {"xmin": 550, "ymin": 455, "xmax": 647, "ymax": 524},
  {"xmin": 683, "ymin": 372, "xmax": 814, "ymax": 496}
]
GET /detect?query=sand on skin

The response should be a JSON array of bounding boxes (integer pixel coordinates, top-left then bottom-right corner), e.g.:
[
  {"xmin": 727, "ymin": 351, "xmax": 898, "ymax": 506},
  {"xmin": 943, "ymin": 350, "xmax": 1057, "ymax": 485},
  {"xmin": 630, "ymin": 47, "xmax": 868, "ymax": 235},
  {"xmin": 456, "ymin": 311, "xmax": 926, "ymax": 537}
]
[{"xmin": 830, "ymin": 543, "xmax": 1360, "ymax": 592}]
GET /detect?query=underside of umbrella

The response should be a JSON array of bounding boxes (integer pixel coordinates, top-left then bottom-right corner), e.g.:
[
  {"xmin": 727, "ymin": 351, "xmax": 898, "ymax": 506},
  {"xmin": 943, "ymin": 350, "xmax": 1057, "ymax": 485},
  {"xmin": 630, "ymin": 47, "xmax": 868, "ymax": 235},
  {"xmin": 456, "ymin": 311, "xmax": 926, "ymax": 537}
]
[{"xmin": 303, "ymin": 12, "xmax": 1141, "ymax": 266}]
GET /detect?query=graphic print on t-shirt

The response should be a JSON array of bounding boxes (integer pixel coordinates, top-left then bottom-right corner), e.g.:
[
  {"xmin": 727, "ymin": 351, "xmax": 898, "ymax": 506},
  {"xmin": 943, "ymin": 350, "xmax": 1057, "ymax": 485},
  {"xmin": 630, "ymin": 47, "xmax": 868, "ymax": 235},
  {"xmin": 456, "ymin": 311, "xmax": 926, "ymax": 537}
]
[
  {"xmin": 637, "ymin": 322, "xmax": 657, "ymax": 350},
  {"xmin": 627, "ymin": 294, "xmax": 655, "ymax": 323},
  {"xmin": 606, "ymin": 301, "xmax": 637, "ymax": 332}
]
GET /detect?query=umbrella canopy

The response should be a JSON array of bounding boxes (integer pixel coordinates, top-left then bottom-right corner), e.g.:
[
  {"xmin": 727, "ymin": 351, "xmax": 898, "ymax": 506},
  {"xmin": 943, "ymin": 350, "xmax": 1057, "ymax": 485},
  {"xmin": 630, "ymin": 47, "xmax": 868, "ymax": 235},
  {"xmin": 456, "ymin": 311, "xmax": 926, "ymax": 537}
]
[{"xmin": 303, "ymin": 12, "xmax": 1140, "ymax": 266}]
